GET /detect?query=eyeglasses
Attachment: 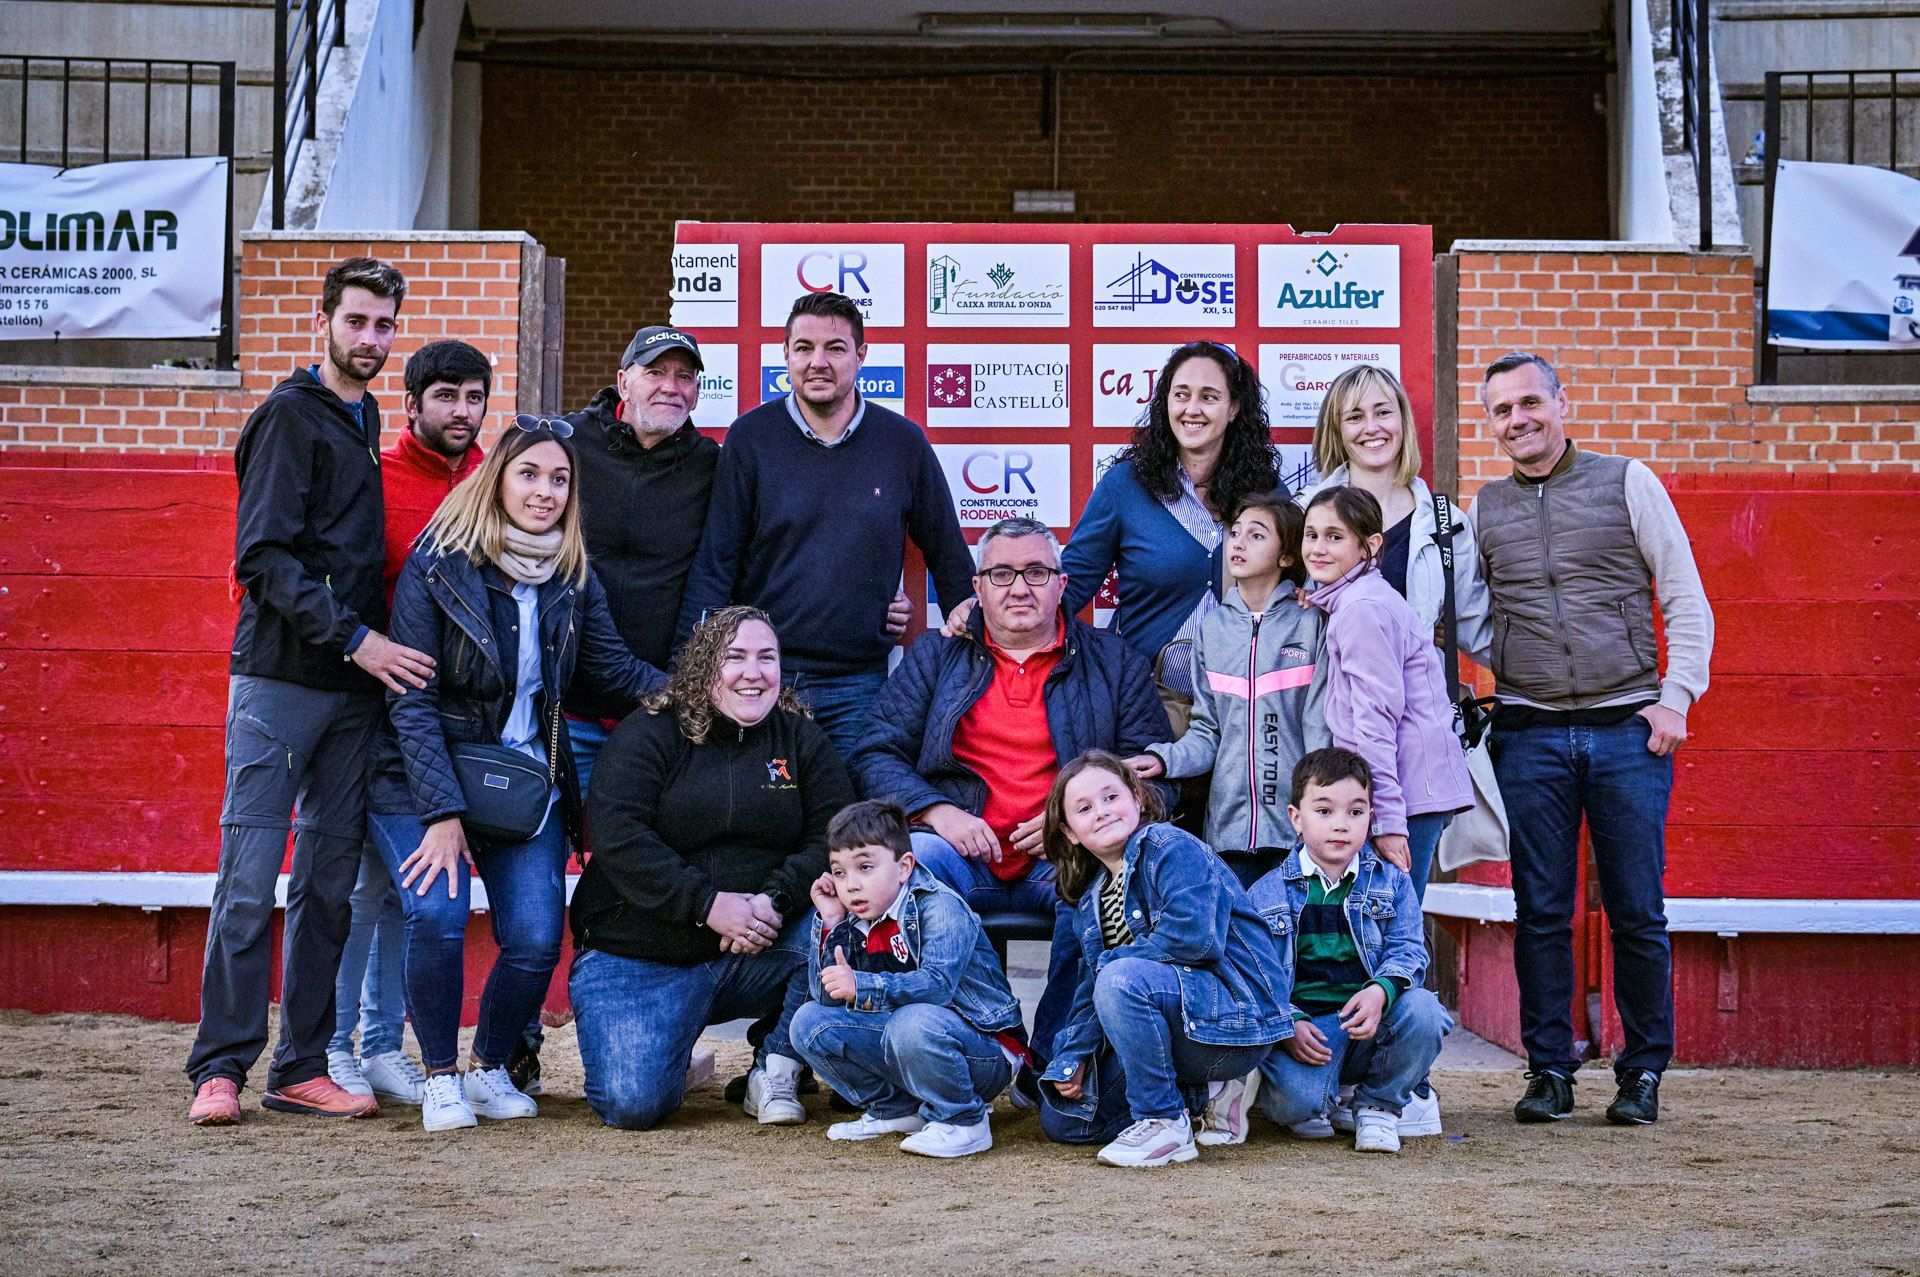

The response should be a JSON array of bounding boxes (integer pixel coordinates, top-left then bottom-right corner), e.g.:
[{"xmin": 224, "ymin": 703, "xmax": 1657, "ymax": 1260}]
[
  {"xmin": 977, "ymin": 565, "xmax": 1062, "ymax": 589},
  {"xmin": 512, "ymin": 413, "xmax": 574, "ymax": 438}
]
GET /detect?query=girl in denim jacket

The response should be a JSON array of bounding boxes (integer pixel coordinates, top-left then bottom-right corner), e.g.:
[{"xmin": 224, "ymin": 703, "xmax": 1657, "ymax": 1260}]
[{"xmin": 1036, "ymin": 751, "xmax": 1291, "ymax": 1168}]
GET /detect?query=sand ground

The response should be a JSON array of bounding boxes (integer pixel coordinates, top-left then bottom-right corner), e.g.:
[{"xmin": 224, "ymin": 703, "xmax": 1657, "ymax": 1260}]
[{"xmin": 3, "ymin": 1009, "xmax": 1917, "ymax": 1277}]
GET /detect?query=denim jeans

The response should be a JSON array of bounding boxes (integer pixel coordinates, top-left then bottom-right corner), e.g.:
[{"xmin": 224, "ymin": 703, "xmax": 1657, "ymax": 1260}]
[
  {"xmin": 912, "ymin": 831, "xmax": 1077, "ymax": 1062},
  {"xmin": 566, "ymin": 715, "xmax": 611, "ymax": 801},
  {"xmin": 783, "ymin": 665, "xmax": 888, "ymax": 759},
  {"xmin": 569, "ymin": 915, "xmax": 813, "ymax": 1130},
  {"xmin": 1492, "ymin": 715, "xmax": 1675, "ymax": 1076},
  {"xmin": 368, "ymin": 809, "xmax": 569, "ymax": 1072},
  {"xmin": 1404, "ymin": 811, "xmax": 1451, "ymax": 902},
  {"xmin": 1069, "ymin": 956, "xmax": 1273, "ymax": 1132},
  {"xmin": 186, "ymin": 675, "xmax": 380, "ymax": 1091},
  {"xmin": 791, "ymin": 1001, "xmax": 1011, "ymax": 1126},
  {"xmin": 1256, "ymin": 988, "xmax": 1452, "ymax": 1123},
  {"xmin": 328, "ymin": 838, "xmax": 407, "ymax": 1059}
]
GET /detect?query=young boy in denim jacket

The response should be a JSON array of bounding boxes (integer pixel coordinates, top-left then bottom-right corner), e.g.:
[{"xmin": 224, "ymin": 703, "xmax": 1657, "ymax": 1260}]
[
  {"xmin": 787, "ymin": 801, "xmax": 1028, "ymax": 1159},
  {"xmin": 1226, "ymin": 747, "xmax": 1451, "ymax": 1154}
]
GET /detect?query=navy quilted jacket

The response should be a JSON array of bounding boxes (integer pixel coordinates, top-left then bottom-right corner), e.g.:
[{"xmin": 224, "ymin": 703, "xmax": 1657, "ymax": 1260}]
[
  {"xmin": 851, "ymin": 610, "xmax": 1177, "ymax": 821},
  {"xmin": 386, "ymin": 540, "xmax": 666, "ymax": 846}
]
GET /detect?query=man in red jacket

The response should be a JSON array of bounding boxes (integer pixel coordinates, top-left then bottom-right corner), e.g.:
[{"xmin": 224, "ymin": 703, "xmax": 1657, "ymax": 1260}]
[{"xmin": 327, "ymin": 340, "xmax": 490, "ymax": 1108}]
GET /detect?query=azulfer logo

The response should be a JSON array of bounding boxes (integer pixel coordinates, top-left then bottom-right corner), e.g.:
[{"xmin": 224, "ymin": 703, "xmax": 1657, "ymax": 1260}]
[{"xmin": 1274, "ymin": 249, "xmax": 1387, "ymax": 313}]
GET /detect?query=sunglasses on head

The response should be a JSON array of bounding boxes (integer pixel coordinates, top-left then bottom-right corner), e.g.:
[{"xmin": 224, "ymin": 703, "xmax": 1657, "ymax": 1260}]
[{"xmin": 512, "ymin": 413, "xmax": 574, "ymax": 439}]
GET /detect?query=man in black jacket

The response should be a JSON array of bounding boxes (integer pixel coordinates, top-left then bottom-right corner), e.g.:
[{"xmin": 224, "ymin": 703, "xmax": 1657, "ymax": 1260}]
[
  {"xmin": 559, "ymin": 325, "xmax": 720, "ymax": 794},
  {"xmin": 186, "ymin": 257, "xmax": 436, "ymax": 1127}
]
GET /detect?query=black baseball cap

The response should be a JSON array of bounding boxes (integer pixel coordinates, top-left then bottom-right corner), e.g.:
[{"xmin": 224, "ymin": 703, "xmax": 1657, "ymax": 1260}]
[{"xmin": 621, "ymin": 325, "xmax": 703, "ymax": 371}]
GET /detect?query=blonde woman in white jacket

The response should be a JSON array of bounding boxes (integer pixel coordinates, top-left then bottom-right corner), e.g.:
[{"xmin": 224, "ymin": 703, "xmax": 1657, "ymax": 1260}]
[{"xmin": 1303, "ymin": 365, "xmax": 1493, "ymax": 672}]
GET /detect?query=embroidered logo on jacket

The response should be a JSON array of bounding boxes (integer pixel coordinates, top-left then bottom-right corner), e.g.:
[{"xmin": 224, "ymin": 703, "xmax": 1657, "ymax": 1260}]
[{"xmin": 766, "ymin": 758, "xmax": 792, "ymax": 783}]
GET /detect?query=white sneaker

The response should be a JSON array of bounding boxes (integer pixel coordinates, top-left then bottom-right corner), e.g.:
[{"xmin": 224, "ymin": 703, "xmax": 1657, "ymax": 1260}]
[
  {"xmin": 1096, "ymin": 1113, "xmax": 1198, "ymax": 1168},
  {"xmin": 828, "ymin": 1112, "xmax": 927, "ymax": 1142},
  {"xmin": 326, "ymin": 1049, "xmax": 372, "ymax": 1098},
  {"xmin": 1330, "ymin": 1083, "xmax": 1357, "ymax": 1132},
  {"xmin": 901, "ymin": 1118, "xmax": 993, "ymax": 1158},
  {"xmin": 1398, "ymin": 1085, "xmax": 1443, "ymax": 1137},
  {"xmin": 464, "ymin": 1065, "xmax": 539, "ymax": 1120},
  {"xmin": 743, "ymin": 1054, "xmax": 806, "ymax": 1125},
  {"xmin": 422, "ymin": 1072, "xmax": 477, "ymax": 1132},
  {"xmin": 360, "ymin": 1050, "xmax": 427, "ymax": 1106},
  {"xmin": 1353, "ymin": 1106, "xmax": 1402, "ymax": 1153},
  {"xmin": 1196, "ymin": 1070, "xmax": 1262, "ymax": 1146},
  {"xmin": 1289, "ymin": 1115, "xmax": 1336, "ymax": 1139}
]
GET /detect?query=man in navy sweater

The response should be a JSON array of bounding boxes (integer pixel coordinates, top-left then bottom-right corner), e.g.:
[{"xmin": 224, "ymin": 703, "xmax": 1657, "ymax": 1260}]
[{"xmin": 677, "ymin": 291, "xmax": 975, "ymax": 756}]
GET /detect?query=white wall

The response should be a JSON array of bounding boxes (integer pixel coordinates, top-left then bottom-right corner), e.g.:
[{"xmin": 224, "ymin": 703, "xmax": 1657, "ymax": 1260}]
[
  {"xmin": 1617, "ymin": 0, "xmax": 1677, "ymax": 243},
  {"xmin": 315, "ymin": 0, "xmax": 466, "ymax": 230}
]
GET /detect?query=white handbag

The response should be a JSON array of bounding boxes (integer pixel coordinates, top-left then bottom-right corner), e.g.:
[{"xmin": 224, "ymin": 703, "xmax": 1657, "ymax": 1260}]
[{"xmin": 1433, "ymin": 492, "xmax": 1509, "ymax": 870}]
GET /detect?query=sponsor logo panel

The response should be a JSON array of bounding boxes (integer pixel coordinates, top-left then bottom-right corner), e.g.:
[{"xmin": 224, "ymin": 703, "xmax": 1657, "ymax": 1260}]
[
  {"xmin": 1258, "ymin": 244, "xmax": 1401, "ymax": 327},
  {"xmin": 668, "ymin": 243, "xmax": 739, "ymax": 327},
  {"xmin": 925, "ymin": 344, "xmax": 1070, "ymax": 427},
  {"xmin": 1091, "ymin": 342, "xmax": 1235, "ymax": 427},
  {"xmin": 1258, "ymin": 344, "xmax": 1403, "ymax": 426},
  {"xmin": 926, "ymin": 243, "xmax": 1070, "ymax": 327},
  {"xmin": 1091, "ymin": 244, "xmax": 1235, "ymax": 327},
  {"xmin": 760, "ymin": 243, "xmax": 905, "ymax": 327},
  {"xmin": 759, "ymin": 342, "xmax": 906, "ymax": 413},
  {"xmin": 690, "ymin": 343, "xmax": 738, "ymax": 428},
  {"xmin": 934, "ymin": 444, "xmax": 1071, "ymax": 527}
]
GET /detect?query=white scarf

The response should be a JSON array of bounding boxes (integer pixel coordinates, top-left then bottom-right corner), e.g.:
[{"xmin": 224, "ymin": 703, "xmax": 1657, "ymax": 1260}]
[{"xmin": 498, "ymin": 525, "xmax": 563, "ymax": 586}]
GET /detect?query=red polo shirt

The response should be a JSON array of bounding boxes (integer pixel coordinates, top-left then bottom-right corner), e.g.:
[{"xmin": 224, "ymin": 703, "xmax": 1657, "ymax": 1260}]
[
  {"xmin": 380, "ymin": 428, "xmax": 484, "ymax": 604},
  {"xmin": 949, "ymin": 617, "xmax": 1065, "ymax": 882}
]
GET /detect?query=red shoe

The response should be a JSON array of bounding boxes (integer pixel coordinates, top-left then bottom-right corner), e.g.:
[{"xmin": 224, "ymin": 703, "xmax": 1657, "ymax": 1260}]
[
  {"xmin": 262, "ymin": 1076, "xmax": 379, "ymax": 1118},
  {"xmin": 189, "ymin": 1077, "xmax": 242, "ymax": 1126}
]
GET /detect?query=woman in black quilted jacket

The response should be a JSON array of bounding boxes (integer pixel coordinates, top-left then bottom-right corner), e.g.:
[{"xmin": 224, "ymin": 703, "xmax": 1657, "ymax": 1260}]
[{"xmin": 380, "ymin": 415, "xmax": 664, "ymax": 1134}]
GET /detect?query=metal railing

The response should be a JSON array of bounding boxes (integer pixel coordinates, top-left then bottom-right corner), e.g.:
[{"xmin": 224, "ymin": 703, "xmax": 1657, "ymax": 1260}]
[
  {"xmin": 271, "ymin": 0, "xmax": 348, "ymax": 229},
  {"xmin": 1759, "ymin": 68, "xmax": 1920, "ymax": 382},
  {"xmin": 1674, "ymin": 0, "xmax": 1715, "ymax": 250},
  {"xmin": 2, "ymin": 56, "xmax": 237, "ymax": 366}
]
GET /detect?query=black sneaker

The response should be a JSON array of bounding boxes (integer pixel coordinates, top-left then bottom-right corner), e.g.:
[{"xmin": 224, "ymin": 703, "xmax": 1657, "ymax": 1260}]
[
  {"xmin": 1513, "ymin": 1069, "xmax": 1575, "ymax": 1122},
  {"xmin": 1605, "ymin": 1069, "xmax": 1661, "ymax": 1125},
  {"xmin": 505, "ymin": 1041, "xmax": 543, "ymax": 1097}
]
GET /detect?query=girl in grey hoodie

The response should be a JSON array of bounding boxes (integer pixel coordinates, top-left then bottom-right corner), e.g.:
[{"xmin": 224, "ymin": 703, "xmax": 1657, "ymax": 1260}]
[{"xmin": 1131, "ymin": 494, "xmax": 1330, "ymax": 887}]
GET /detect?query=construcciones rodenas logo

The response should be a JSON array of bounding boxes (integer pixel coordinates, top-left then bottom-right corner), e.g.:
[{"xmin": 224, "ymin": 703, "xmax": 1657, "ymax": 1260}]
[
  {"xmin": 759, "ymin": 244, "xmax": 906, "ymax": 327},
  {"xmin": 925, "ymin": 345, "xmax": 1069, "ymax": 427},
  {"xmin": 926, "ymin": 244, "xmax": 1070, "ymax": 326},
  {"xmin": 1091, "ymin": 244, "xmax": 1235, "ymax": 326},
  {"xmin": 934, "ymin": 444, "xmax": 1071, "ymax": 527},
  {"xmin": 1258, "ymin": 244, "xmax": 1401, "ymax": 327}
]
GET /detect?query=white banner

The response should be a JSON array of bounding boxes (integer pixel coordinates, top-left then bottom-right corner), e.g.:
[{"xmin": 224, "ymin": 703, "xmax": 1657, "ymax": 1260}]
[
  {"xmin": 0, "ymin": 156, "xmax": 228, "ymax": 341},
  {"xmin": 1767, "ymin": 159, "xmax": 1920, "ymax": 350}
]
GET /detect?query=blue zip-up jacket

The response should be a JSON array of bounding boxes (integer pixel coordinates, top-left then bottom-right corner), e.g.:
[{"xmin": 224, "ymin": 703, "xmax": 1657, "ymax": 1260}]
[
  {"xmin": 1061, "ymin": 457, "xmax": 1224, "ymax": 660},
  {"xmin": 851, "ymin": 608, "xmax": 1177, "ymax": 822},
  {"xmin": 807, "ymin": 865, "xmax": 1024, "ymax": 1035},
  {"xmin": 1040, "ymin": 822, "xmax": 1291, "ymax": 1119},
  {"xmin": 1247, "ymin": 844, "xmax": 1429, "ymax": 1016},
  {"xmin": 386, "ymin": 541, "xmax": 667, "ymax": 847}
]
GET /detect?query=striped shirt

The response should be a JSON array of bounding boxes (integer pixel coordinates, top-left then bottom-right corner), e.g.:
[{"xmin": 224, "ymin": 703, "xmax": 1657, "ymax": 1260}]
[
  {"xmin": 1098, "ymin": 869, "xmax": 1134, "ymax": 948},
  {"xmin": 1290, "ymin": 852, "xmax": 1400, "ymax": 1017}
]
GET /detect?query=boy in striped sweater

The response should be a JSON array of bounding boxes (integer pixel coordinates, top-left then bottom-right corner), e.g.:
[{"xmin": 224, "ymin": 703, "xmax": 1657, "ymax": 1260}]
[{"xmin": 1230, "ymin": 748, "xmax": 1451, "ymax": 1153}]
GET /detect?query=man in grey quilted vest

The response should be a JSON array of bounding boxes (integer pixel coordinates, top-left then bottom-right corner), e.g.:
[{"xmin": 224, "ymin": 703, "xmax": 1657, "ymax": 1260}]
[{"xmin": 1468, "ymin": 352, "xmax": 1713, "ymax": 1129}]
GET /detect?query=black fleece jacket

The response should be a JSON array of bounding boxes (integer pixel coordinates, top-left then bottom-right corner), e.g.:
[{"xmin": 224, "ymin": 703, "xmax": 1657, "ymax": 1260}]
[
  {"xmin": 230, "ymin": 368, "xmax": 386, "ymax": 692},
  {"xmin": 563, "ymin": 389, "xmax": 718, "ymax": 714},
  {"xmin": 571, "ymin": 705, "xmax": 855, "ymax": 965}
]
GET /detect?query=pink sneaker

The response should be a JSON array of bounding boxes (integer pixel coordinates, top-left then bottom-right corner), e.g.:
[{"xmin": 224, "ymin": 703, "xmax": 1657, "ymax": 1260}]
[
  {"xmin": 189, "ymin": 1077, "xmax": 242, "ymax": 1126},
  {"xmin": 262, "ymin": 1076, "xmax": 379, "ymax": 1118}
]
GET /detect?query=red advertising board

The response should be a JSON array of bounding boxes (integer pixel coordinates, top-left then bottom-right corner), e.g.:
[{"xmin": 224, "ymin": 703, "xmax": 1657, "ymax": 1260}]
[{"xmin": 669, "ymin": 222, "xmax": 1433, "ymax": 616}]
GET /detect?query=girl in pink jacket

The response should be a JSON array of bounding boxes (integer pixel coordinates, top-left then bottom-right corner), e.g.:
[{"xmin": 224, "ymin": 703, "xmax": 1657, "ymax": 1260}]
[{"xmin": 1302, "ymin": 486, "xmax": 1472, "ymax": 897}]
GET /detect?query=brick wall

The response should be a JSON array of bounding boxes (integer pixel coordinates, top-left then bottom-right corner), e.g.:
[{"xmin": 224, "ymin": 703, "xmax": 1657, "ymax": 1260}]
[
  {"xmin": 1451, "ymin": 245, "xmax": 1920, "ymax": 494},
  {"xmin": 478, "ymin": 53, "xmax": 1612, "ymax": 407},
  {"xmin": 0, "ymin": 232, "xmax": 545, "ymax": 455}
]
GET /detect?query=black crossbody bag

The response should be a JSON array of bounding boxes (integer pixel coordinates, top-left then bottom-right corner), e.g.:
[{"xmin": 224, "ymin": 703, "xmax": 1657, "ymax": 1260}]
[{"xmin": 450, "ymin": 700, "xmax": 562, "ymax": 845}]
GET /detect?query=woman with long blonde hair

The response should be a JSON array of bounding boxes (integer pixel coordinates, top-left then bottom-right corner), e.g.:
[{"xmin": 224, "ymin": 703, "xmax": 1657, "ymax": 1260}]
[{"xmin": 381, "ymin": 415, "xmax": 665, "ymax": 1133}]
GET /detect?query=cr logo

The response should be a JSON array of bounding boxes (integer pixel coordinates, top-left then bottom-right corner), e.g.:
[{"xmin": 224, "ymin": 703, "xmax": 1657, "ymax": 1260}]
[
  {"xmin": 962, "ymin": 450, "xmax": 1036, "ymax": 495},
  {"xmin": 796, "ymin": 249, "xmax": 871, "ymax": 295}
]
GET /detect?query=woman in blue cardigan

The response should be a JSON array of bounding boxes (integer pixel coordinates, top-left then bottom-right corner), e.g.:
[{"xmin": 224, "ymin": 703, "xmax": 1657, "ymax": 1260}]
[{"xmin": 945, "ymin": 341, "xmax": 1282, "ymax": 661}]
